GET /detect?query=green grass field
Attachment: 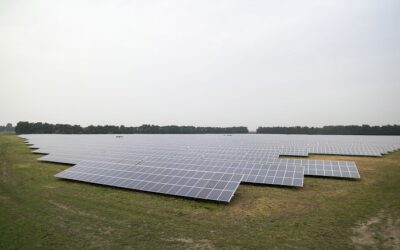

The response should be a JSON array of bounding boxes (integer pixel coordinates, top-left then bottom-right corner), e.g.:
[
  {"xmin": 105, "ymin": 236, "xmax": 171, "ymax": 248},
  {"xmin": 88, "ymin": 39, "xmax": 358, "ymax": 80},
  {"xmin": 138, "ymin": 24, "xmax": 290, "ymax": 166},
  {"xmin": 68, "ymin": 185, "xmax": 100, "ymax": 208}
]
[{"xmin": 1, "ymin": 134, "xmax": 399, "ymax": 249}]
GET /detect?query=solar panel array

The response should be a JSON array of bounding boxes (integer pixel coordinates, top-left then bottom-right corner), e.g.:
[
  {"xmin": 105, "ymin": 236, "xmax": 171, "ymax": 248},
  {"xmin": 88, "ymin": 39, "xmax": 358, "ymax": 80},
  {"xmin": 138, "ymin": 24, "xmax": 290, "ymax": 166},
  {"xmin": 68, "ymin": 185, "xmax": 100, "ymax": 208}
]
[
  {"xmin": 55, "ymin": 163, "xmax": 243, "ymax": 202},
  {"xmin": 21, "ymin": 134, "xmax": 400, "ymax": 202}
]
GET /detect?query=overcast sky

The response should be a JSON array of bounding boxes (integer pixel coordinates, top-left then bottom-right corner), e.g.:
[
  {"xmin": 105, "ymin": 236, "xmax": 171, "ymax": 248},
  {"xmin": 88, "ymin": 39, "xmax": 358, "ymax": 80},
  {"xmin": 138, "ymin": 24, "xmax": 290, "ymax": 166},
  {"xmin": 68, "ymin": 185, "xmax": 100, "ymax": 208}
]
[{"xmin": 0, "ymin": 0, "xmax": 399, "ymax": 130}]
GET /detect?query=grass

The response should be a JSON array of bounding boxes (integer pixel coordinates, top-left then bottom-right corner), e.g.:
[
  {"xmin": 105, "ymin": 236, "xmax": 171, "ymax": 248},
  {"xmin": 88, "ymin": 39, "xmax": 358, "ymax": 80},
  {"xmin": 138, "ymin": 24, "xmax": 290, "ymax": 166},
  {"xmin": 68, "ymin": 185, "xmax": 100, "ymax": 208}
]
[{"xmin": 1, "ymin": 134, "xmax": 399, "ymax": 249}]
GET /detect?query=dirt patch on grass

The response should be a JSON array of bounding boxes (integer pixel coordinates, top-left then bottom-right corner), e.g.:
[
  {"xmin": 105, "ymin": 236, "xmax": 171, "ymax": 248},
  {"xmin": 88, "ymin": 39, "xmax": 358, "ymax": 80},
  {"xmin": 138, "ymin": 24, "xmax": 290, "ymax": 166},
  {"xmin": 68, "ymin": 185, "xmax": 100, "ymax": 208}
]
[
  {"xmin": 225, "ymin": 195, "xmax": 280, "ymax": 218},
  {"xmin": 15, "ymin": 163, "xmax": 31, "ymax": 169},
  {"xmin": 48, "ymin": 200, "xmax": 126, "ymax": 226},
  {"xmin": 1, "ymin": 164, "xmax": 16, "ymax": 186},
  {"xmin": 49, "ymin": 200, "xmax": 71, "ymax": 211},
  {"xmin": 164, "ymin": 238, "xmax": 214, "ymax": 249},
  {"xmin": 0, "ymin": 194, "xmax": 10, "ymax": 201},
  {"xmin": 351, "ymin": 210, "xmax": 400, "ymax": 249}
]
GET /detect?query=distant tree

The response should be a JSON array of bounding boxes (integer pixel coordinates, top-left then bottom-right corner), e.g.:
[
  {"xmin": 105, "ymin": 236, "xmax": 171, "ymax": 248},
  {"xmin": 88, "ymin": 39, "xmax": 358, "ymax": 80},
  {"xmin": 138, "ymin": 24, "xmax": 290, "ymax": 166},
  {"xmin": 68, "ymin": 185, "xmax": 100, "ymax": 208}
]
[
  {"xmin": 5, "ymin": 123, "xmax": 13, "ymax": 131},
  {"xmin": 14, "ymin": 121, "xmax": 250, "ymax": 134},
  {"xmin": 0, "ymin": 123, "xmax": 14, "ymax": 132},
  {"xmin": 15, "ymin": 122, "xmax": 30, "ymax": 134},
  {"xmin": 256, "ymin": 125, "xmax": 400, "ymax": 135}
]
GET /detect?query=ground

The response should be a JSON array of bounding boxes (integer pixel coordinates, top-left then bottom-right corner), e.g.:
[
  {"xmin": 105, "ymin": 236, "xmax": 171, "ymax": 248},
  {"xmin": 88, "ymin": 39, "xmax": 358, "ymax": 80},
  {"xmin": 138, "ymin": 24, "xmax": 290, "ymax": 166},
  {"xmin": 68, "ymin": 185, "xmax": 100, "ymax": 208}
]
[{"xmin": 0, "ymin": 134, "xmax": 399, "ymax": 249}]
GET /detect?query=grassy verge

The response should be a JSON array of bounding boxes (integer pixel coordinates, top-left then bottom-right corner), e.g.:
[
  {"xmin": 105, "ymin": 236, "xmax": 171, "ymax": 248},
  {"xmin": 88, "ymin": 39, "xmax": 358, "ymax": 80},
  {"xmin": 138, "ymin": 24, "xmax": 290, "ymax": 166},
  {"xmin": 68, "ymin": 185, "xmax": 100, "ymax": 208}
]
[{"xmin": 1, "ymin": 134, "xmax": 399, "ymax": 249}]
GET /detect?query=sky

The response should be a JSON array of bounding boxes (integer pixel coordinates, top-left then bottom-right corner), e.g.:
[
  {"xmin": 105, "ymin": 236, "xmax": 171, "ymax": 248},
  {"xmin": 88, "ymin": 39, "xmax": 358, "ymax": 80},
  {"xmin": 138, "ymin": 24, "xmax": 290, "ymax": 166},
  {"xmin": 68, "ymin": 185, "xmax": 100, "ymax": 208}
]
[{"xmin": 0, "ymin": 0, "xmax": 399, "ymax": 131}]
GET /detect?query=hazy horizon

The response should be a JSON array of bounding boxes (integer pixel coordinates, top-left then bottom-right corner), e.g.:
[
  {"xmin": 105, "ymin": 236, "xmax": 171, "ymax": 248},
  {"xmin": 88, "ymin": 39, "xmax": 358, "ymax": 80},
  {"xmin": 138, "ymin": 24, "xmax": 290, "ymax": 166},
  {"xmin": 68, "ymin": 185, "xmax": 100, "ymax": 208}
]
[{"xmin": 1, "ymin": 0, "xmax": 399, "ymax": 131}]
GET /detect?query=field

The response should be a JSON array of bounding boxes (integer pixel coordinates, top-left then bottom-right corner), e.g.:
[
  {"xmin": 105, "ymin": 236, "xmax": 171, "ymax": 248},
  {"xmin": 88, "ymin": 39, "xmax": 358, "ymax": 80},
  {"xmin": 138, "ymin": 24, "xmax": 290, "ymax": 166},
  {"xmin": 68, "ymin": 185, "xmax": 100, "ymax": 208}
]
[{"xmin": 1, "ymin": 134, "xmax": 400, "ymax": 249}]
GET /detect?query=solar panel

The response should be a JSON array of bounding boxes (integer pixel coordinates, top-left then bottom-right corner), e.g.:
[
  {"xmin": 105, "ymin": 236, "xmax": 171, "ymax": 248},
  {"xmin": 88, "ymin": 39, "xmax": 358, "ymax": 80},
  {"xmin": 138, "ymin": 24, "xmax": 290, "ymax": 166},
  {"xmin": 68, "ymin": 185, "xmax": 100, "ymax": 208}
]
[
  {"xmin": 299, "ymin": 160, "xmax": 360, "ymax": 178},
  {"xmin": 21, "ymin": 134, "xmax": 400, "ymax": 202},
  {"xmin": 38, "ymin": 152, "xmax": 305, "ymax": 187},
  {"xmin": 304, "ymin": 162, "xmax": 360, "ymax": 179},
  {"xmin": 55, "ymin": 162, "xmax": 243, "ymax": 202},
  {"xmin": 266, "ymin": 159, "xmax": 361, "ymax": 179}
]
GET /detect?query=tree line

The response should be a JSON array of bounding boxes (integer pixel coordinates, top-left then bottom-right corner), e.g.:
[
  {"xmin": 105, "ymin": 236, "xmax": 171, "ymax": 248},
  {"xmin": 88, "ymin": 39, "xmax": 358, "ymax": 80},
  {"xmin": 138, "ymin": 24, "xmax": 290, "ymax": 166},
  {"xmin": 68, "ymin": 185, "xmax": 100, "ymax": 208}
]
[
  {"xmin": 12, "ymin": 122, "xmax": 400, "ymax": 135},
  {"xmin": 0, "ymin": 123, "xmax": 14, "ymax": 132},
  {"xmin": 15, "ymin": 122, "xmax": 249, "ymax": 134},
  {"xmin": 256, "ymin": 125, "xmax": 400, "ymax": 135}
]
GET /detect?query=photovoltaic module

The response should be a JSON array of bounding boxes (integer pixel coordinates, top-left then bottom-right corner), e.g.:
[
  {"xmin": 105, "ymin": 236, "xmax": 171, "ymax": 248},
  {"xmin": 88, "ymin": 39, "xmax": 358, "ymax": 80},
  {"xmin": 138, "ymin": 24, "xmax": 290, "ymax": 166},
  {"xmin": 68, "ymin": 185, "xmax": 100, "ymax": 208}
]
[{"xmin": 21, "ymin": 134, "xmax": 400, "ymax": 202}]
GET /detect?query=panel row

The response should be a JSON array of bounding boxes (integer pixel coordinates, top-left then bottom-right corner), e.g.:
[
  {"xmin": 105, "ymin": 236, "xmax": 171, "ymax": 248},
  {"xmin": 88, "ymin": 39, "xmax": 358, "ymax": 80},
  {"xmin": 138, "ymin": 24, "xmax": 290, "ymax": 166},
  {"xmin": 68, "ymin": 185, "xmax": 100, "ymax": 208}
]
[{"xmin": 55, "ymin": 164, "xmax": 243, "ymax": 202}]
